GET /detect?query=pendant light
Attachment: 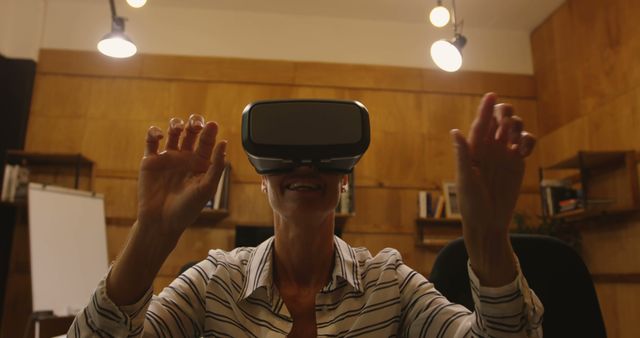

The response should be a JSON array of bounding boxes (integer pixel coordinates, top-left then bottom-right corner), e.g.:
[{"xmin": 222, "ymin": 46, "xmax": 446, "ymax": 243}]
[
  {"xmin": 127, "ymin": 0, "xmax": 147, "ymax": 8},
  {"xmin": 429, "ymin": 0, "xmax": 450, "ymax": 28},
  {"xmin": 428, "ymin": 0, "xmax": 466, "ymax": 72},
  {"xmin": 97, "ymin": 0, "xmax": 137, "ymax": 58}
]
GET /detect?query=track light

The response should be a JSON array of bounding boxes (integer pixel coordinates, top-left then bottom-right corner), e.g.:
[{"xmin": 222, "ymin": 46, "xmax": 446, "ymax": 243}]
[
  {"xmin": 127, "ymin": 0, "xmax": 147, "ymax": 8},
  {"xmin": 97, "ymin": 0, "xmax": 137, "ymax": 58},
  {"xmin": 429, "ymin": 1, "xmax": 450, "ymax": 28},
  {"xmin": 430, "ymin": 34, "xmax": 467, "ymax": 72},
  {"xmin": 428, "ymin": 0, "xmax": 466, "ymax": 72}
]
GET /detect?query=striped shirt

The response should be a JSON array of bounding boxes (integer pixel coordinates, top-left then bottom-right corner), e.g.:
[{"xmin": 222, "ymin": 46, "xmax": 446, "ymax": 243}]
[{"xmin": 69, "ymin": 236, "xmax": 543, "ymax": 337}]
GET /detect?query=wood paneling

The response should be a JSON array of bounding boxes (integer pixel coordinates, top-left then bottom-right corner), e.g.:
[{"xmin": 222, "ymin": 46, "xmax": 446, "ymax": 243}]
[
  {"xmin": 421, "ymin": 70, "xmax": 536, "ymax": 99},
  {"xmin": 532, "ymin": 0, "xmax": 640, "ymax": 336},
  {"xmin": 13, "ymin": 49, "xmax": 541, "ymax": 337},
  {"xmin": 141, "ymin": 54, "xmax": 296, "ymax": 84},
  {"xmin": 594, "ymin": 282, "xmax": 640, "ymax": 338},
  {"xmin": 37, "ymin": 49, "xmax": 536, "ymax": 98},
  {"xmin": 293, "ymin": 62, "xmax": 424, "ymax": 92},
  {"xmin": 37, "ymin": 50, "xmax": 143, "ymax": 78}
]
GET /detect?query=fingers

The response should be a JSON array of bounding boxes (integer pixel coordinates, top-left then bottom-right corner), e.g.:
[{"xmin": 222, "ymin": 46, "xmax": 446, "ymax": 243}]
[
  {"xmin": 518, "ymin": 131, "xmax": 537, "ymax": 157},
  {"xmin": 507, "ymin": 116, "xmax": 524, "ymax": 144},
  {"xmin": 468, "ymin": 92, "xmax": 497, "ymax": 149},
  {"xmin": 166, "ymin": 118, "xmax": 185, "ymax": 150},
  {"xmin": 195, "ymin": 121, "xmax": 219, "ymax": 160},
  {"xmin": 493, "ymin": 103, "xmax": 514, "ymax": 142},
  {"xmin": 144, "ymin": 126, "xmax": 163, "ymax": 157},
  {"xmin": 181, "ymin": 114, "xmax": 205, "ymax": 152},
  {"xmin": 203, "ymin": 141, "xmax": 228, "ymax": 198},
  {"xmin": 494, "ymin": 104, "xmax": 525, "ymax": 146},
  {"xmin": 450, "ymin": 129, "xmax": 473, "ymax": 183}
]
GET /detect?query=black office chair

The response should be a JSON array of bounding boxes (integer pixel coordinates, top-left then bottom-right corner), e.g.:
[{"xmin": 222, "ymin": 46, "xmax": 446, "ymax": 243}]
[{"xmin": 429, "ymin": 234, "xmax": 606, "ymax": 338}]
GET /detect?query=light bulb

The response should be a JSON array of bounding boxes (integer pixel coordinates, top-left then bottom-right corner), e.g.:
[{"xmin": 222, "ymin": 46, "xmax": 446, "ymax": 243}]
[
  {"xmin": 429, "ymin": 6, "xmax": 450, "ymax": 28},
  {"xmin": 127, "ymin": 0, "xmax": 147, "ymax": 8},
  {"xmin": 430, "ymin": 40, "xmax": 462, "ymax": 72},
  {"xmin": 97, "ymin": 33, "xmax": 137, "ymax": 58}
]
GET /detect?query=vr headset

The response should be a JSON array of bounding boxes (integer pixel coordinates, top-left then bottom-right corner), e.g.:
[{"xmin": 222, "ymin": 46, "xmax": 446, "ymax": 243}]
[{"xmin": 241, "ymin": 99, "xmax": 370, "ymax": 174}]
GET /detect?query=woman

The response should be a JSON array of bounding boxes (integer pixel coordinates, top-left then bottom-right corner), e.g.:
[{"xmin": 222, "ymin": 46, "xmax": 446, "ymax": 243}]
[{"xmin": 70, "ymin": 93, "xmax": 542, "ymax": 337}]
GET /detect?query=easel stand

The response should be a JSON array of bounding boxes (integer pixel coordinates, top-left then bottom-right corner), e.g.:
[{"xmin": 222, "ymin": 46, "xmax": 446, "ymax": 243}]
[{"xmin": 22, "ymin": 311, "xmax": 74, "ymax": 338}]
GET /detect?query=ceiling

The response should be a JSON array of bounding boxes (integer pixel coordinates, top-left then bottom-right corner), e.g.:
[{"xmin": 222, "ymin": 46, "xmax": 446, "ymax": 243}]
[{"xmin": 153, "ymin": 0, "xmax": 565, "ymax": 32}]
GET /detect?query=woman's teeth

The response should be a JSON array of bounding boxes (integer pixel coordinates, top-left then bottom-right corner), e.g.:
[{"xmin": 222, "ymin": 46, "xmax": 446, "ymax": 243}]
[{"xmin": 286, "ymin": 182, "xmax": 321, "ymax": 191}]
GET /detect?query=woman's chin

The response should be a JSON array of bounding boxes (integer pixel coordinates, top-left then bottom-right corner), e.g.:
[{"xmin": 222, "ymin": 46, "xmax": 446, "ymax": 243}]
[{"xmin": 280, "ymin": 202, "xmax": 336, "ymax": 220}]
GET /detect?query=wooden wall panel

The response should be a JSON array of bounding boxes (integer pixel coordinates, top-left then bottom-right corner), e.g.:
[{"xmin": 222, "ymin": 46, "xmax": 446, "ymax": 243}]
[
  {"xmin": 293, "ymin": 62, "xmax": 424, "ymax": 92},
  {"xmin": 141, "ymin": 54, "xmax": 296, "ymax": 84},
  {"xmin": 24, "ymin": 116, "xmax": 87, "ymax": 153},
  {"xmin": 580, "ymin": 213, "xmax": 640, "ymax": 274},
  {"xmin": 30, "ymin": 75, "xmax": 91, "ymax": 119},
  {"xmin": 94, "ymin": 177, "xmax": 138, "ymax": 219},
  {"xmin": 594, "ymin": 282, "xmax": 640, "ymax": 338},
  {"xmin": 531, "ymin": 3, "xmax": 584, "ymax": 136},
  {"xmin": 587, "ymin": 86, "xmax": 640, "ymax": 152},
  {"xmin": 37, "ymin": 50, "xmax": 143, "ymax": 78},
  {"xmin": 38, "ymin": 49, "xmax": 537, "ymax": 98},
  {"xmin": 86, "ymin": 78, "xmax": 173, "ymax": 121},
  {"xmin": 537, "ymin": 116, "xmax": 589, "ymax": 167},
  {"xmin": 573, "ymin": 0, "xmax": 640, "ymax": 116},
  {"xmin": 346, "ymin": 187, "xmax": 420, "ymax": 234},
  {"xmin": 18, "ymin": 50, "xmax": 540, "ymax": 333},
  {"xmin": 531, "ymin": 0, "xmax": 640, "ymax": 336},
  {"xmin": 227, "ymin": 182, "xmax": 274, "ymax": 225}
]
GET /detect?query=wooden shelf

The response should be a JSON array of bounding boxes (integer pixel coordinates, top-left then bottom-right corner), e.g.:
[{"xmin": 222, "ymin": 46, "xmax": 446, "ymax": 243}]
[
  {"xmin": 540, "ymin": 150, "xmax": 639, "ymax": 224},
  {"xmin": 416, "ymin": 217, "xmax": 462, "ymax": 225},
  {"xmin": 193, "ymin": 209, "xmax": 230, "ymax": 225},
  {"xmin": 5, "ymin": 150, "xmax": 93, "ymax": 167},
  {"xmin": 3, "ymin": 150, "xmax": 95, "ymax": 191},
  {"xmin": 415, "ymin": 218, "xmax": 462, "ymax": 250},
  {"xmin": 416, "ymin": 238, "xmax": 452, "ymax": 250},
  {"xmin": 545, "ymin": 151, "xmax": 629, "ymax": 170},
  {"xmin": 550, "ymin": 208, "xmax": 637, "ymax": 223},
  {"xmin": 106, "ymin": 209, "xmax": 230, "ymax": 227}
]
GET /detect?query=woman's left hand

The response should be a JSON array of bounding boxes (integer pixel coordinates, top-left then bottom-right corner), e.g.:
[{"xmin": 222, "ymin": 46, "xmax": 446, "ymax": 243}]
[{"xmin": 451, "ymin": 92, "xmax": 536, "ymax": 286}]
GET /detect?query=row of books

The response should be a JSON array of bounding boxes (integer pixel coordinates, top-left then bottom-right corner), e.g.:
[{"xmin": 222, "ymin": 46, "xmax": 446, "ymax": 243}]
[
  {"xmin": 418, "ymin": 191, "xmax": 446, "ymax": 218},
  {"xmin": 540, "ymin": 179, "xmax": 614, "ymax": 216},
  {"xmin": 1, "ymin": 164, "xmax": 30, "ymax": 203},
  {"xmin": 540, "ymin": 179, "xmax": 580, "ymax": 216}
]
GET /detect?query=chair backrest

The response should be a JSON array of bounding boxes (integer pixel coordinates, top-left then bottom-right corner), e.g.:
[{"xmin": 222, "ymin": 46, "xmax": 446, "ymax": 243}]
[{"xmin": 429, "ymin": 234, "xmax": 606, "ymax": 338}]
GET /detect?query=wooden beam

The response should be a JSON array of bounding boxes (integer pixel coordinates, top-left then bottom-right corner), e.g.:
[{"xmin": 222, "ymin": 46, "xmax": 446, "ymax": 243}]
[{"xmin": 37, "ymin": 49, "xmax": 536, "ymax": 98}]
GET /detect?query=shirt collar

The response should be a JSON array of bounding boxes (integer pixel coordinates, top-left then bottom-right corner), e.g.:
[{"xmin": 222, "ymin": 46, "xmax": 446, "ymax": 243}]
[
  {"xmin": 325, "ymin": 236, "xmax": 363, "ymax": 294},
  {"xmin": 238, "ymin": 235, "xmax": 363, "ymax": 303}
]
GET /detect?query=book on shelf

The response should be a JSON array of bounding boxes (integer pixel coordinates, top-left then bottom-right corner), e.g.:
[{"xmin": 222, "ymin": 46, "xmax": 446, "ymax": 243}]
[
  {"xmin": 13, "ymin": 165, "xmax": 30, "ymax": 202},
  {"xmin": 558, "ymin": 198, "xmax": 580, "ymax": 213},
  {"xmin": 540, "ymin": 179, "xmax": 579, "ymax": 216},
  {"xmin": 1, "ymin": 165, "xmax": 13, "ymax": 202},
  {"xmin": 418, "ymin": 191, "xmax": 433, "ymax": 218},
  {"xmin": 434, "ymin": 196, "xmax": 445, "ymax": 218},
  {"xmin": 1, "ymin": 164, "xmax": 29, "ymax": 203}
]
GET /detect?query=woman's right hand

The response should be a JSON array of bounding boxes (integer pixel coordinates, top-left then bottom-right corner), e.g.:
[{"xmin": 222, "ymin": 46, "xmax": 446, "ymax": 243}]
[{"xmin": 137, "ymin": 114, "xmax": 227, "ymax": 243}]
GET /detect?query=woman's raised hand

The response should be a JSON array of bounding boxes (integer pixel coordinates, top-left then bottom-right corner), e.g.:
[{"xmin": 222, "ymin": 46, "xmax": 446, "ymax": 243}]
[
  {"xmin": 451, "ymin": 93, "xmax": 536, "ymax": 285},
  {"xmin": 137, "ymin": 114, "xmax": 227, "ymax": 240}
]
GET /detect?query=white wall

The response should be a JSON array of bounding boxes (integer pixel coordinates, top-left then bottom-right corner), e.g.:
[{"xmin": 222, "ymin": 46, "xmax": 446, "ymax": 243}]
[
  {"xmin": 0, "ymin": 0, "xmax": 45, "ymax": 60},
  {"xmin": 6, "ymin": 0, "xmax": 534, "ymax": 74}
]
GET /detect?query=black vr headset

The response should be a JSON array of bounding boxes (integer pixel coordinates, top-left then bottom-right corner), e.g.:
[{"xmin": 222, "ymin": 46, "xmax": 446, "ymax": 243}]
[{"xmin": 241, "ymin": 99, "xmax": 370, "ymax": 175}]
